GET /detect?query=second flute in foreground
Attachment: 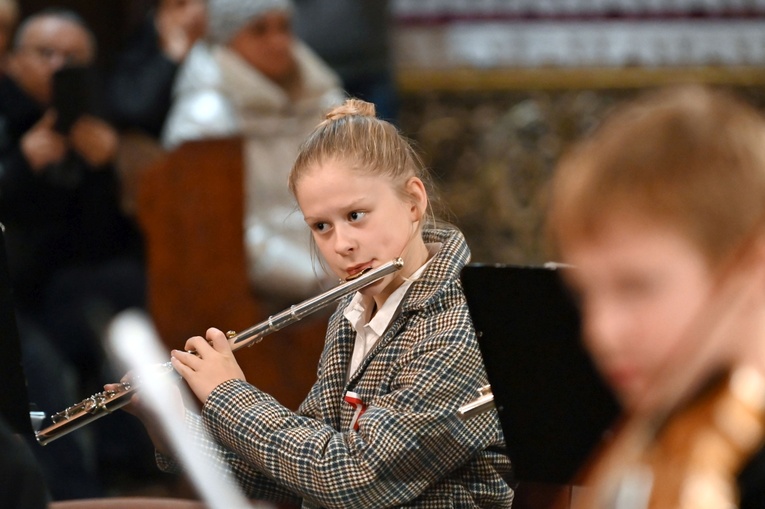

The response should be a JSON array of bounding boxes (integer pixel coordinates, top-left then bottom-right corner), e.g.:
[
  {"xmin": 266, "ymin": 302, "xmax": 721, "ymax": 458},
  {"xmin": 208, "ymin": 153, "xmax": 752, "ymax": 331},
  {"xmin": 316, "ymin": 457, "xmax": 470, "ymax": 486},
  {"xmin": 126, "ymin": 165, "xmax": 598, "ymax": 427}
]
[{"xmin": 36, "ymin": 258, "xmax": 405, "ymax": 446}]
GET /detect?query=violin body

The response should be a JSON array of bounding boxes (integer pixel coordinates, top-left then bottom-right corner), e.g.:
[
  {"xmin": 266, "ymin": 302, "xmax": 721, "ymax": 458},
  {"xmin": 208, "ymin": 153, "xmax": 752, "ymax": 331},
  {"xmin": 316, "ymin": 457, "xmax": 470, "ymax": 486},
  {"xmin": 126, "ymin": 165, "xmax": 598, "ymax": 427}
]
[{"xmin": 573, "ymin": 367, "xmax": 765, "ymax": 509}]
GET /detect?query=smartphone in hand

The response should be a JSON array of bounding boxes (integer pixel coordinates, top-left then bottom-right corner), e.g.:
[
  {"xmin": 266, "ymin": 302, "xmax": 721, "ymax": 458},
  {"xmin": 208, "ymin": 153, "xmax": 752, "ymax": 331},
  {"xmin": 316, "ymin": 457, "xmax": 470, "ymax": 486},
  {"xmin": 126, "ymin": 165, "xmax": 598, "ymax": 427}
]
[{"xmin": 52, "ymin": 65, "xmax": 103, "ymax": 134}]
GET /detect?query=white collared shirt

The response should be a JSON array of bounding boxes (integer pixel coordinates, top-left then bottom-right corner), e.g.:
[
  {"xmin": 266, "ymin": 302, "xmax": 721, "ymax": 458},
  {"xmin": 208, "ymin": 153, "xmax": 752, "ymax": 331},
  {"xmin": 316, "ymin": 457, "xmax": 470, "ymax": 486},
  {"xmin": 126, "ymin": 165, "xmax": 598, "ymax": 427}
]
[{"xmin": 343, "ymin": 243, "xmax": 442, "ymax": 381}]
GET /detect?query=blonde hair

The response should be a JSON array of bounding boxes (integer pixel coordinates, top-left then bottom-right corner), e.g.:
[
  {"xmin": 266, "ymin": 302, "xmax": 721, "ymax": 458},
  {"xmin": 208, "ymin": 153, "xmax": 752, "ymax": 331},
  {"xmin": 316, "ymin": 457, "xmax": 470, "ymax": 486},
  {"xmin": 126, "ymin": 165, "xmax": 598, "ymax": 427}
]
[
  {"xmin": 290, "ymin": 98, "xmax": 441, "ymax": 227},
  {"xmin": 547, "ymin": 85, "xmax": 765, "ymax": 267}
]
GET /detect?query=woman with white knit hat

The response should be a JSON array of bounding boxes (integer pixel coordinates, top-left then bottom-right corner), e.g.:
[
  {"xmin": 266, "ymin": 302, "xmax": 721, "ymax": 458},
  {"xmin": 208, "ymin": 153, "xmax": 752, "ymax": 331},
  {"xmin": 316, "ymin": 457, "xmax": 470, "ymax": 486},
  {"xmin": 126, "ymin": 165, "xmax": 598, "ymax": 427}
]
[{"xmin": 161, "ymin": 0, "xmax": 344, "ymax": 304}]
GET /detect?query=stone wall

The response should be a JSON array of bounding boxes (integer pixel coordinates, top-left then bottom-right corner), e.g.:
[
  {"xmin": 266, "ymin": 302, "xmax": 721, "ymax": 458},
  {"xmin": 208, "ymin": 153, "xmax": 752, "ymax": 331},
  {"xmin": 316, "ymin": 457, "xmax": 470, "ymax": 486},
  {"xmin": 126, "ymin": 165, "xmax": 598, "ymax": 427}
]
[{"xmin": 398, "ymin": 86, "xmax": 765, "ymax": 265}]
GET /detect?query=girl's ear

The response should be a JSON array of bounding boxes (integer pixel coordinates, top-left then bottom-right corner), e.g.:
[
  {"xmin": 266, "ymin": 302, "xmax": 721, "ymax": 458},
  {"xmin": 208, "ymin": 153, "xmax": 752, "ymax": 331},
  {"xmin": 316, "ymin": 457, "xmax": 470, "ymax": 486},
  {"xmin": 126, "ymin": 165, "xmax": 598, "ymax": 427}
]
[{"xmin": 405, "ymin": 177, "xmax": 428, "ymax": 223}]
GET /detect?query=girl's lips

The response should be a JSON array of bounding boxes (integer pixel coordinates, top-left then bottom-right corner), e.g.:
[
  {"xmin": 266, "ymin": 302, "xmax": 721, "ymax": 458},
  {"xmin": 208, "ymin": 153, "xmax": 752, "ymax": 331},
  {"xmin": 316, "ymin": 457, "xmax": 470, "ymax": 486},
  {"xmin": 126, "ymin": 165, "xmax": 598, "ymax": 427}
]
[{"xmin": 346, "ymin": 262, "xmax": 373, "ymax": 277}]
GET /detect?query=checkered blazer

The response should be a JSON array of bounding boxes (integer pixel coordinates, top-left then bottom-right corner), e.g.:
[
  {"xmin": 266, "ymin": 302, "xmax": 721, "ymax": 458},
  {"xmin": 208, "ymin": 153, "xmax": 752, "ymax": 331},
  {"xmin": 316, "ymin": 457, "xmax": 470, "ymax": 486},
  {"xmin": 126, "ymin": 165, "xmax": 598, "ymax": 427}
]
[{"xmin": 159, "ymin": 228, "xmax": 514, "ymax": 508}]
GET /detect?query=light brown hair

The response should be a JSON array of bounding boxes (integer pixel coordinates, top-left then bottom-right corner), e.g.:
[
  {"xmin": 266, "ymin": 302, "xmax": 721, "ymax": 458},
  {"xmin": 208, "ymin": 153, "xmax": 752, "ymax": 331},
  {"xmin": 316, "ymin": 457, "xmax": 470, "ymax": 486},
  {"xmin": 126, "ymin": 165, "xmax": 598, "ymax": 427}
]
[
  {"xmin": 289, "ymin": 98, "xmax": 442, "ymax": 227},
  {"xmin": 547, "ymin": 85, "xmax": 765, "ymax": 267}
]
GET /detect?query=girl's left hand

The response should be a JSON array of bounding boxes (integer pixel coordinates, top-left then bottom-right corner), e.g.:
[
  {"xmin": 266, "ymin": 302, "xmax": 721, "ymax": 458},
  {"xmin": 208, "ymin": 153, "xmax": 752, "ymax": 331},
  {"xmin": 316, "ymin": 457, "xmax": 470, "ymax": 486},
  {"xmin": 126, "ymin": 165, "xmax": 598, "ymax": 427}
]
[{"xmin": 171, "ymin": 327, "xmax": 246, "ymax": 403}]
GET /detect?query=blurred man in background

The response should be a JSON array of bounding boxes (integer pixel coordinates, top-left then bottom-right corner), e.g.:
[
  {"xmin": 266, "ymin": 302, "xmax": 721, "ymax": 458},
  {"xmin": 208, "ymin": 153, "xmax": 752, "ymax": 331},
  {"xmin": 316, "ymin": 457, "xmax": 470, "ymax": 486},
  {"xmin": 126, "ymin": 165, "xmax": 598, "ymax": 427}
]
[{"xmin": 0, "ymin": 8, "xmax": 150, "ymax": 499}]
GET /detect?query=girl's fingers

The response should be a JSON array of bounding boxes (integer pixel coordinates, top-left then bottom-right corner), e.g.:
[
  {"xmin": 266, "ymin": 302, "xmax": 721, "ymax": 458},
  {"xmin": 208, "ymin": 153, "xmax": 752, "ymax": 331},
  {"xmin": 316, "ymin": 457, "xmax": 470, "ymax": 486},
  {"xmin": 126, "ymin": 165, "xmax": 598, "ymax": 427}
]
[{"xmin": 171, "ymin": 350, "xmax": 202, "ymax": 371}]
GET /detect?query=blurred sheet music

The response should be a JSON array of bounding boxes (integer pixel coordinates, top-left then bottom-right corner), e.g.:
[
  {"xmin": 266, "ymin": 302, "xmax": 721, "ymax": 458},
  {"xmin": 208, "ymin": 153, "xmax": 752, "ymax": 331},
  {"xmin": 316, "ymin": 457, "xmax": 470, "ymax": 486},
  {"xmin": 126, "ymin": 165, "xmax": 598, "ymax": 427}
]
[{"xmin": 106, "ymin": 309, "xmax": 274, "ymax": 509}]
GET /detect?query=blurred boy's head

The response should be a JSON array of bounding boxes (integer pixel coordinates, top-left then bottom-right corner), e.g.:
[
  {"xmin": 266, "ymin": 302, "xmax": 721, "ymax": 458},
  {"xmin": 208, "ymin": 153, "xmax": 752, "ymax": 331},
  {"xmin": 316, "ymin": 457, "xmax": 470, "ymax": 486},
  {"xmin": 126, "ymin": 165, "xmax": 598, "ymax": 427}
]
[{"xmin": 547, "ymin": 86, "xmax": 765, "ymax": 413}]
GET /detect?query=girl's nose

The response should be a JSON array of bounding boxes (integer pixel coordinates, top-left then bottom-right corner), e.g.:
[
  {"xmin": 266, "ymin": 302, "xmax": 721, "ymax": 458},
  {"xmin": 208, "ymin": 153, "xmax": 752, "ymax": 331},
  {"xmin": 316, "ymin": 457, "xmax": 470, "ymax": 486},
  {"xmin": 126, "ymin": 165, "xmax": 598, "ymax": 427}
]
[{"xmin": 333, "ymin": 225, "xmax": 356, "ymax": 255}]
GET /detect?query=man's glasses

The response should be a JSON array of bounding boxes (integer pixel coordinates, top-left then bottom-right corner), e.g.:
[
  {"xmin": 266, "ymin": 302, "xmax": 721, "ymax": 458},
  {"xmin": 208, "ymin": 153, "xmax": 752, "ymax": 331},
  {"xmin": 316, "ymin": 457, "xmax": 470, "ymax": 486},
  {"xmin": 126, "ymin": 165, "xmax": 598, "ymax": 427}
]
[{"xmin": 17, "ymin": 45, "xmax": 90, "ymax": 66}]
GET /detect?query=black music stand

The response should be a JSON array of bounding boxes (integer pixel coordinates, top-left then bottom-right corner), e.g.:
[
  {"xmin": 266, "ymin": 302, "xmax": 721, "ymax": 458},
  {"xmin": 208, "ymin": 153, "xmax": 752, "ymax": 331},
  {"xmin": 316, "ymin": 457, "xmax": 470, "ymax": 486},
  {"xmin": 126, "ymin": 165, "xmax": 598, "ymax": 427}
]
[
  {"xmin": 461, "ymin": 263, "xmax": 620, "ymax": 486},
  {"xmin": 0, "ymin": 226, "xmax": 33, "ymax": 436}
]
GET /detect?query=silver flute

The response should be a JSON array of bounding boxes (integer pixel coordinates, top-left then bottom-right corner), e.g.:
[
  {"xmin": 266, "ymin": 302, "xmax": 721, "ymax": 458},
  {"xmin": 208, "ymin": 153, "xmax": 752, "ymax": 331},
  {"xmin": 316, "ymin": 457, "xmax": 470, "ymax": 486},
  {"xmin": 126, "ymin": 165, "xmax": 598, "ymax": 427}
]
[
  {"xmin": 36, "ymin": 258, "xmax": 404, "ymax": 446},
  {"xmin": 457, "ymin": 385, "xmax": 496, "ymax": 420}
]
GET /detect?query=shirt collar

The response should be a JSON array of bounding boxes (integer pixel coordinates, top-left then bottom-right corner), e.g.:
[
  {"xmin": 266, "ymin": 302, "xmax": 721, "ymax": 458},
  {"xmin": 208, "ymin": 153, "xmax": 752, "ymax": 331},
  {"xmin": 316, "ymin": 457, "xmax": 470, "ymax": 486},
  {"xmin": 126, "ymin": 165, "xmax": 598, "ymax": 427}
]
[{"xmin": 343, "ymin": 243, "xmax": 442, "ymax": 335}]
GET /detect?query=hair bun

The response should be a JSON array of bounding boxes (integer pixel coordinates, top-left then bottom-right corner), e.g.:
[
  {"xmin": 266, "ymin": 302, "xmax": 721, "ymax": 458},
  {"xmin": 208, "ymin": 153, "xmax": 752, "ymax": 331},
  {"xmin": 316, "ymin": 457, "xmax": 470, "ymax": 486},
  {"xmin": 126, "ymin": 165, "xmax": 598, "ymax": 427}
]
[{"xmin": 325, "ymin": 98, "xmax": 376, "ymax": 122}]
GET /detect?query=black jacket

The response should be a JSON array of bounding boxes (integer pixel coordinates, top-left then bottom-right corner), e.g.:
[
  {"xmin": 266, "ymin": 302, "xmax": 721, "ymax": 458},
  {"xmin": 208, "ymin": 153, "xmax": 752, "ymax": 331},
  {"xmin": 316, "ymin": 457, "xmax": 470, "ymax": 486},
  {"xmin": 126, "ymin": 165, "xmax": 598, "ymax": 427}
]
[
  {"xmin": 106, "ymin": 16, "xmax": 179, "ymax": 138},
  {"xmin": 0, "ymin": 76, "xmax": 143, "ymax": 309}
]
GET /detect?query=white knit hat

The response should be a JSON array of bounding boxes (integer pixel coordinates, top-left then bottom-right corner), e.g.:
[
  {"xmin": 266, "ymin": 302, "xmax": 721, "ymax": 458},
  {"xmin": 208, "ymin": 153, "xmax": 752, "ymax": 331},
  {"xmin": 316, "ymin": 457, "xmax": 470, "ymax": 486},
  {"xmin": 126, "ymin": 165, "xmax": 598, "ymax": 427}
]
[{"xmin": 207, "ymin": 0, "xmax": 294, "ymax": 44}]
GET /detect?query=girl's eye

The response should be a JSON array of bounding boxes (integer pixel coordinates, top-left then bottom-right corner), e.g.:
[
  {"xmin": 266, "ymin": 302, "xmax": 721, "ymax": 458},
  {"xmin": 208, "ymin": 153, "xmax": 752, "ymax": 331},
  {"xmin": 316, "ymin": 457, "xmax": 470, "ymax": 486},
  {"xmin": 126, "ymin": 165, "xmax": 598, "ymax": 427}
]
[
  {"xmin": 313, "ymin": 222, "xmax": 329, "ymax": 233},
  {"xmin": 348, "ymin": 211, "xmax": 366, "ymax": 222}
]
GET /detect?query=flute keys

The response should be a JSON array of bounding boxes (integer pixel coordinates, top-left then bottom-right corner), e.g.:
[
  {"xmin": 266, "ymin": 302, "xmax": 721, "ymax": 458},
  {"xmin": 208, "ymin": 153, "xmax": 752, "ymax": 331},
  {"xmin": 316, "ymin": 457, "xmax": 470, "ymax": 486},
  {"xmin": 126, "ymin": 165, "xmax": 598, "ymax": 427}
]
[{"xmin": 51, "ymin": 396, "xmax": 98, "ymax": 423}]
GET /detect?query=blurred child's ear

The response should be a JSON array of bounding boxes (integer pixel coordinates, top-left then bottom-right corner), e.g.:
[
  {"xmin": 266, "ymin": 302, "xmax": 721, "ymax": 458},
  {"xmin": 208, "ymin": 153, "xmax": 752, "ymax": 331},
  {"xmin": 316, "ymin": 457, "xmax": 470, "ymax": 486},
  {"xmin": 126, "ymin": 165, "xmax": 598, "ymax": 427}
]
[{"xmin": 405, "ymin": 177, "xmax": 428, "ymax": 222}]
